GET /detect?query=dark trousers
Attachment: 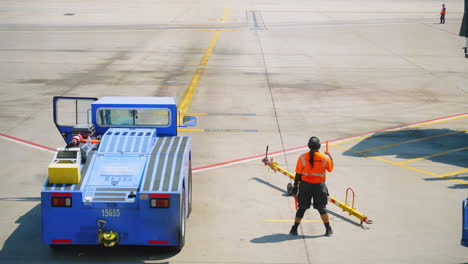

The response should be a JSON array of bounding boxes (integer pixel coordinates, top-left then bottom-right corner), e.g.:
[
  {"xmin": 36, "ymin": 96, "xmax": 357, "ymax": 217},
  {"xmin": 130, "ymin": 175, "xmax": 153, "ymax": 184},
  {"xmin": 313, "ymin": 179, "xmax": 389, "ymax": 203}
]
[{"xmin": 440, "ymin": 14, "xmax": 445, "ymax": 24}]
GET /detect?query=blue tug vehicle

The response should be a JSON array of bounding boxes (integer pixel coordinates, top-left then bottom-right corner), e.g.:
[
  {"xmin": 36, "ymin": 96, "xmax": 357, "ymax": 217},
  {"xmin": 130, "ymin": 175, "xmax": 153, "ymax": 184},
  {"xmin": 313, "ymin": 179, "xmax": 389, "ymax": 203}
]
[{"xmin": 41, "ymin": 96, "xmax": 196, "ymax": 250}]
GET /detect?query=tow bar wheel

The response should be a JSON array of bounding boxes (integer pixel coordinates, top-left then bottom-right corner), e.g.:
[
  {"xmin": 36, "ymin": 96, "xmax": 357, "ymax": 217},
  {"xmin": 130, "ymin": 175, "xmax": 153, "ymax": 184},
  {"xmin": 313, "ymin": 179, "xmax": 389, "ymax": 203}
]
[{"xmin": 286, "ymin": 183, "xmax": 294, "ymax": 196}]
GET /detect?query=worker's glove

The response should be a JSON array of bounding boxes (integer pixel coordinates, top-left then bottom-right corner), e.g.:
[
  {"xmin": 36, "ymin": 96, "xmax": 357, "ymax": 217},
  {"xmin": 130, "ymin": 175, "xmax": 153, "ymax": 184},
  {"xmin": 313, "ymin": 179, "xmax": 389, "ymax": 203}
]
[
  {"xmin": 292, "ymin": 173, "xmax": 301, "ymax": 195},
  {"xmin": 292, "ymin": 185, "xmax": 298, "ymax": 195}
]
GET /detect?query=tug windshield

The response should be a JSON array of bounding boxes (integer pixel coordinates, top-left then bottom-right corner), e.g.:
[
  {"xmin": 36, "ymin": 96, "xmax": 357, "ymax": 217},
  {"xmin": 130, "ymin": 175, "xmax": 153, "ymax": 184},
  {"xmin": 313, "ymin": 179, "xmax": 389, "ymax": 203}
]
[{"xmin": 97, "ymin": 108, "xmax": 171, "ymax": 127}]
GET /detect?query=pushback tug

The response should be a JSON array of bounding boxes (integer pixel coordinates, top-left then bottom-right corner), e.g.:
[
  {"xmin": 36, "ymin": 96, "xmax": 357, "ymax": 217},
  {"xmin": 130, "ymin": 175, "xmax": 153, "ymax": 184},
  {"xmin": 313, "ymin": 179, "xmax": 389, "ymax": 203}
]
[{"xmin": 42, "ymin": 96, "xmax": 196, "ymax": 250}]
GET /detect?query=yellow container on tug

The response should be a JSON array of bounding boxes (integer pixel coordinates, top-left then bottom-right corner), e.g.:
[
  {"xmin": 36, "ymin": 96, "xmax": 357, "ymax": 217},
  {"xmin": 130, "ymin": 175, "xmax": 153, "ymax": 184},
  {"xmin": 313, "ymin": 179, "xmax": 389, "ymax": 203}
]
[{"xmin": 48, "ymin": 148, "xmax": 81, "ymax": 184}]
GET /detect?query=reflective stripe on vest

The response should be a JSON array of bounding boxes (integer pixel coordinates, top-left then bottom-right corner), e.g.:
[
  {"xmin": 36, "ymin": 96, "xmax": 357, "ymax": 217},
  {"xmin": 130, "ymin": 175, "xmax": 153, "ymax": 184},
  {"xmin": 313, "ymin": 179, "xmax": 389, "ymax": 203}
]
[{"xmin": 301, "ymin": 154, "xmax": 327, "ymax": 177}]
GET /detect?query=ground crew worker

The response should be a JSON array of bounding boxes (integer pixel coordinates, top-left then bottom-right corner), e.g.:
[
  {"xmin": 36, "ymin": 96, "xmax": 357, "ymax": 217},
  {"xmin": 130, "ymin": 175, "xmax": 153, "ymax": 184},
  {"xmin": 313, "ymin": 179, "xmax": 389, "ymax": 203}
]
[
  {"xmin": 289, "ymin": 136, "xmax": 334, "ymax": 236},
  {"xmin": 440, "ymin": 4, "xmax": 446, "ymax": 24}
]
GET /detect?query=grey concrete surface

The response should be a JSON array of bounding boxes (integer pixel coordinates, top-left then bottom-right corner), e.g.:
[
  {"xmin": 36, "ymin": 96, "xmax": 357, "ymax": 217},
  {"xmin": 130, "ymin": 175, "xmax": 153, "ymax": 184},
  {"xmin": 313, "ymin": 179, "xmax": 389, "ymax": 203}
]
[{"xmin": 0, "ymin": 0, "xmax": 467, "ymax": 263}]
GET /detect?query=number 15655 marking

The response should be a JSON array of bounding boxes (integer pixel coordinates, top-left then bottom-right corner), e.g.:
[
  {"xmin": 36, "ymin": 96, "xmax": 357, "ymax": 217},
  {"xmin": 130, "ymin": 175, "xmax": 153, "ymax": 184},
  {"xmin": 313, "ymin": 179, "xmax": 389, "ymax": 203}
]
[{"xmin": 101, "ymin": 209, "xmax": 120, "ymax": 217}]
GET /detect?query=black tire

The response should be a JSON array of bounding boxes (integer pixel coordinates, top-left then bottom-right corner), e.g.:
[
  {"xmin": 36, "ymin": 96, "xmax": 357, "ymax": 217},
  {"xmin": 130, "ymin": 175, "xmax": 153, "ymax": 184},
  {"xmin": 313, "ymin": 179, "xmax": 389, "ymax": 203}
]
[
  {"xmin": 49, "ymin": 244, "xmax": 67, "ymax": 252},
  {"xmin": 188, "ymin": 163, "xmax": 192, "ymax": 217},
  {"xmin": 286, "ymin": 183, "xmax": 293, "ymax": 196},
  {"xmin": 175, "ymin": 189, "xmax": 186, "ymax": 252}
]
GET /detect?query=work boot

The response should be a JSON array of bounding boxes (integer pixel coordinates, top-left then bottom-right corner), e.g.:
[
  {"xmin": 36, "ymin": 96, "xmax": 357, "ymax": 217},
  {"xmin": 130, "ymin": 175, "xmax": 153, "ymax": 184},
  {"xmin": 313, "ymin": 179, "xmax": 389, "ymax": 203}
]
[
  {"xmin": 325, "ymin": 227, "xmax": 333, "ymax": 237},
  {"xmin": 289, "ymin": 225, "xmax": 298, "ymax": 236}
]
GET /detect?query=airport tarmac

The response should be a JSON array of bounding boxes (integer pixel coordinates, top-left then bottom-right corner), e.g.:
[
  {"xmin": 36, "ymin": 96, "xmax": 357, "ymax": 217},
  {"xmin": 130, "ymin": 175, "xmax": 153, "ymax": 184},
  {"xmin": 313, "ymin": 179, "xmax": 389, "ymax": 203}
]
[{"xmin": 0, "ymin": 0, "xmax": 467, "ymax": 263}]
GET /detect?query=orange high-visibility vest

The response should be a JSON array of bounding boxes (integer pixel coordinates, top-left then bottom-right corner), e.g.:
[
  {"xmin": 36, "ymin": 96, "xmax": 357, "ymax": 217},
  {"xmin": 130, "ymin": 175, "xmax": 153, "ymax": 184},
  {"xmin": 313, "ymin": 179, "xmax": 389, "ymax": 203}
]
[
  {"xmin": 295, "ymin": 152, "xmax": 334, "ymax": 183},
  {"xmin": 441, "ymin": 8, "xmax": 446, "ymax": 14}
]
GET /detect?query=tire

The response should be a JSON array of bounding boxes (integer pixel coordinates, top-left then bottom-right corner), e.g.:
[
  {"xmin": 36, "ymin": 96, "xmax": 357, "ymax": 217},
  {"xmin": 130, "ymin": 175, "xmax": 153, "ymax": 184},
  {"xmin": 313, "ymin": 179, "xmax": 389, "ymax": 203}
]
[
  {"xmin": 286, "ymin": 183, "xmax": 293, "ymax": 196},
  {"xmin": 188, "ymin": 163, "xmax": 193, "ymax": 217},
  {"xmin": 176, "ymin": 189, "xmax": 186, "ymax": 252}
]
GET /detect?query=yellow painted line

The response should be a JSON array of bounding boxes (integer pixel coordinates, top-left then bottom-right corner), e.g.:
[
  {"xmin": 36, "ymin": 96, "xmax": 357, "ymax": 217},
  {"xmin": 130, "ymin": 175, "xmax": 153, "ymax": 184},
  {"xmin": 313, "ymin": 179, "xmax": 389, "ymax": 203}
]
[
  {"xmin": 439, "ymin": 168, "xmax": 468, "ymax": 177},
  {"xmin": 178, "ymin": 32, "xmax": 221, "ymax": 114},
  {"xmin": 398, "ymin": 146, "xmax": 468, "ymax": 165},
  {"xmin": 264, "ymin": 219, "xmax": 324, "ymax": 223},
  {"xmin": 178, "ymin": 6, "xmax": 230, "ymax": 122},
  {"xmin": 356, "ymin": 129, "xmax": 467, "ymax": 153},
  {"xmin": 333, "ymin": 145, "xmax": 468, "ymax": 185},
  {"xmin": 177, "ymin": 128, "xmax": 205, "ymax": 132},
  {"xmin": 333, "ymin": 115, "xmax": 468, "ymax": 146},
  {"xmin": 222, "ymin": 6, "xmax": 231, "ymax": 21}
]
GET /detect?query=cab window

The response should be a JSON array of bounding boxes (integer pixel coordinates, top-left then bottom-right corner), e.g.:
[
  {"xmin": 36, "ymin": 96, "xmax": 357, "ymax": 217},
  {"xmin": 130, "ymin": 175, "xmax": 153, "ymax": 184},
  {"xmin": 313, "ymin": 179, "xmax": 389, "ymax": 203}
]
[{"xmin": 97, "ymin": 108, "xmax": 170, "ymax": 127}]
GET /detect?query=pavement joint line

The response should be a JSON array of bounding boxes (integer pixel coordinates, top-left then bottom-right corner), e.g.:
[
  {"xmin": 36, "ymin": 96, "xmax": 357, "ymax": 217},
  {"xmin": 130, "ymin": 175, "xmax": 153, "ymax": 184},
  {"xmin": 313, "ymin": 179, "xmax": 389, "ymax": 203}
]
[
  {"xmin": 355, "ymin": 129, "xmax": 468, "ymax": 153},
  {"xmin": 0, "ymin": 20, "xmax": 452, "ymax": 33},
  {"xmin": 1, "ymin": 113, "xmax": 467, "ymax": 174},
  {"xmin": 423, "ymin": 23, "xmax": 459, "ymax": 36},
  {"xmin": 178, "ymin": 128, "xmax": 258, "ymax": 132},
  {"xmin": 198, "ymin": 29, "xmax": 239, "ymax": 32},
  {"xmin": 332, "ymin": 145, "xmax": 468, "ymax": 185},
  {"xmin": 208, "ymin": 18, "xmax": 239, "ymax": 21},
  {"xmin": 178, "ymin": 6, "xmax": 230, "ymax": 119},
  {"xmin": 162, "ymin": 80, "xmax": 189, "ymax": 84},
  {"xmin": 0, "ymin": 28, "xmax": 246, "ymax": 33},
  {"xmin": 332, "ymin": 114, "xmax": 468, "ymax": 146},
  {"xmin": 398, "ymin": 146, "xmax": 468, "ymax": 165}
]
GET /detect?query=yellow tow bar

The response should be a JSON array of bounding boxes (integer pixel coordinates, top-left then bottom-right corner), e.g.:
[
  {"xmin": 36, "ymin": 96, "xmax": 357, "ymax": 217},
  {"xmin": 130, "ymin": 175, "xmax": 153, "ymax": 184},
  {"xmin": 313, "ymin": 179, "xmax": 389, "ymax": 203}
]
[{"xmin": 261, "ymin": 146, "xmax": 373, "ymax": 225}]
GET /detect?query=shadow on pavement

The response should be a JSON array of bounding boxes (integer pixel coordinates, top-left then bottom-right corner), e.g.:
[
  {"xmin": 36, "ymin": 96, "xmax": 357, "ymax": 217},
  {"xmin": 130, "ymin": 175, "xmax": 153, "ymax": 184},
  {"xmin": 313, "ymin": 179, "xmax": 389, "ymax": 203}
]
[
  {"xmin": 328, "ymin": 209, "xmax": 368, "ymax": 229},
  {"xmin": 250, "ymin": 233, "xmax": 323, "ymax": 244},
  {"xmin": 0, "ymin": 203, "xmax": 177, "ymax": 264},
  {"xmin": 341, "ymin": 128, "xmax": 468, "ymax": 187},
  {"xmin": 250, "ymin": 177, "xmax": 290, "ymax": 196},
  {"xmin": 250, "ymin": 178, "xmax": 369, "ymax": 228},
  {"xmin": 426, "ymin": 173, "xmax": 468, "ymax": 189}
]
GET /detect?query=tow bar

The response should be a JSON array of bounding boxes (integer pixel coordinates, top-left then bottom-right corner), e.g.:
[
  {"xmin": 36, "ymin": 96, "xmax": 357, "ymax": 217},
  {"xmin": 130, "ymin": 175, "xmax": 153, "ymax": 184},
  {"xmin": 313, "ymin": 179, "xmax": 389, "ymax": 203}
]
[{"xmin": 261, "ymin": 145, "xmax": 373, "ymax": 225}]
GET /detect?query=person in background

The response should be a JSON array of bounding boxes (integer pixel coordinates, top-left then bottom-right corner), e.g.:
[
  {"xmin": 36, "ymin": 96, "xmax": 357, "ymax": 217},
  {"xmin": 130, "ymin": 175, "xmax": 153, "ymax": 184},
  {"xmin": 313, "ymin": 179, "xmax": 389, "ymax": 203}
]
[{"xmin": 440, "ymin": 4, "xmax": 446, "ymax": 24}]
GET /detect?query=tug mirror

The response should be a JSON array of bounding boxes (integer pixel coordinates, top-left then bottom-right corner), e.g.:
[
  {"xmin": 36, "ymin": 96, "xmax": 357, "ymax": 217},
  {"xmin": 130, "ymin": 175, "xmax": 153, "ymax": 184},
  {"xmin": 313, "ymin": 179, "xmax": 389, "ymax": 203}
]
[{"xmin": 182, "ymin": 116, "xmax": 197, "ymax": 127}]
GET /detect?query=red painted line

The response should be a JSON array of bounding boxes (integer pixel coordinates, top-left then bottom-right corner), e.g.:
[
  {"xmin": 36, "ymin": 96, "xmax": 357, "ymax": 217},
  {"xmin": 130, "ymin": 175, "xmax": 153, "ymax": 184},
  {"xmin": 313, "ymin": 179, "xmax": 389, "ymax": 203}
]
[
  {"xmin": 1, "ymin": 113, "xmax": 466, "ymax": 173},
  {"xmin": 0, "ymin": 133, "xmax": 56, "ymax": 152},
  {"xmin": 192, "ymin": 113, "xmax": 468, "ymax": 172},
  {"xmin": 149, "ymin": 194, "xmax": 171, "ymax": 198},
  {"xmin": 148, "ymin": 240, "xmax": 169, "ymax": 245},
  {"xmin": 192, "ymin": 146, "xmax": 306, "ymax": 172},
  {"xmin": 52, "ymin": 192, "xmax": 72, "ymax": 197},
  {"xmin": 51, "ymin": 239, "xmax": 72, "ymax": 243}
]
